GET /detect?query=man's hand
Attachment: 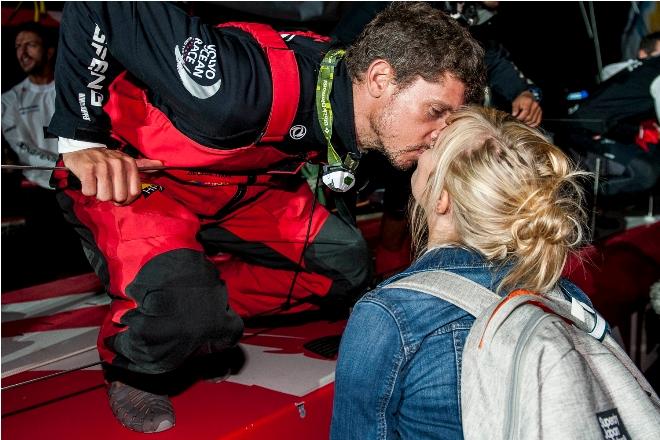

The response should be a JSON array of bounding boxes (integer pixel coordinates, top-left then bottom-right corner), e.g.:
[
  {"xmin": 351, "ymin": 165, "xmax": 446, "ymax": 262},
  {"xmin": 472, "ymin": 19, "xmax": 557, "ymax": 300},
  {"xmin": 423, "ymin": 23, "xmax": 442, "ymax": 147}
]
[
  {"xmin": 62, "ymin": 148, "xmax": 163, "ymax": 205},
  {"xmin": 511, "ymin": 91, "xmax": 542, "ymax": 127}
]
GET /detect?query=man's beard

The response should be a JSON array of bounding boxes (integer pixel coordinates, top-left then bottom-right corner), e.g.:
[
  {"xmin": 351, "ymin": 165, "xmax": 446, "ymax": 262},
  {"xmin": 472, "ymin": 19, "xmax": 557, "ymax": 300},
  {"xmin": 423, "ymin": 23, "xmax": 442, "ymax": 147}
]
[
  {"xmin": 22, "ymin": 57, "xmax": 47, "ymax": 77},
  {"xmin": 362, "ymin": 108, "xmax": 427, "ymax": 172}
]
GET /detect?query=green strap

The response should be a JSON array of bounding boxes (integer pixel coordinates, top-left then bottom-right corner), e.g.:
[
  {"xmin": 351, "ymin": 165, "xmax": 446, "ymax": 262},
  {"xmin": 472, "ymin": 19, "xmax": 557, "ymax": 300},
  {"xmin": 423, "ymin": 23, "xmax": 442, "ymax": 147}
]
[{"xmin": 315, "ymin": 49, "xmax": 346, "ymax": 168}]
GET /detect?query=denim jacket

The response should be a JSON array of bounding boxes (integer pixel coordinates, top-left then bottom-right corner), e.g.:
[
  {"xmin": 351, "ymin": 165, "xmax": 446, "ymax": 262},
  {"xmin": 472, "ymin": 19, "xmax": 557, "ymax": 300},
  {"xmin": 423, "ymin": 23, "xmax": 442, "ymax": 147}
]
[{"xmin": 330, "ymin": 246, "xmax": 592, "ymax": 440}]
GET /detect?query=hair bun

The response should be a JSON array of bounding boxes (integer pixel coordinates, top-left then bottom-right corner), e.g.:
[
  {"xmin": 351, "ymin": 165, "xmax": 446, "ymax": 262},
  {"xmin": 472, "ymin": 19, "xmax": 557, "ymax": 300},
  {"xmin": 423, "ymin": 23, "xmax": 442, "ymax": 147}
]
[{"xmin": 511, "ymin": 178, "xmax": 583, "ymax": 250}]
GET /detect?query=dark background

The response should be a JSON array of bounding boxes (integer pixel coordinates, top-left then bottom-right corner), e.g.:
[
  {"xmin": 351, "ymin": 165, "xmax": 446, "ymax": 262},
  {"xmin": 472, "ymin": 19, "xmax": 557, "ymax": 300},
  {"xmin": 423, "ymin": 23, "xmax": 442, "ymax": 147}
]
[{"xmin": 1, "ymin": 1, "xmax": 634, "ymax": 114}]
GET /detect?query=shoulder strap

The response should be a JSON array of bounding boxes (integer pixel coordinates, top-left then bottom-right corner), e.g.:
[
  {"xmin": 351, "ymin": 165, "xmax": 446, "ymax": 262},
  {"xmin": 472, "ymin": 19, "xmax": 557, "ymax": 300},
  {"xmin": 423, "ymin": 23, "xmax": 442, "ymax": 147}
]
[
  {"xmin": 217, "ymin": 22, "xmax": 300, "ymax": 143},
  {"xmin": 386, "ymin": 270, "xmax": 609, "ymax": 341},
  {"xmin": 383, "ymin": 270, "xmax": 500, "ymax": 317}
]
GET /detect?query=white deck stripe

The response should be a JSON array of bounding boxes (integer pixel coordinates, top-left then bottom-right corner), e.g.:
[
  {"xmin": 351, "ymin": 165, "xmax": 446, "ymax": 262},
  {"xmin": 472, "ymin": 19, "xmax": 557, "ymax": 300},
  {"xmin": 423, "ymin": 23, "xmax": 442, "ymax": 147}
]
[{"xmin": 2, "ymin": 291, "xmax": 109, "ymax": 322}]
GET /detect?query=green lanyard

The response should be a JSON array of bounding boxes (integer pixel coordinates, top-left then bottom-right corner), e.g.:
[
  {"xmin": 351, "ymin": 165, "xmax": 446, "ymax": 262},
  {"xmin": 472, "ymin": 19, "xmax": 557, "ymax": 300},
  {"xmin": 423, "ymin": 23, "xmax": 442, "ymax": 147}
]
[{"xmin": 315, "ymin": 49, "xmax": 357, "ymax": 171}]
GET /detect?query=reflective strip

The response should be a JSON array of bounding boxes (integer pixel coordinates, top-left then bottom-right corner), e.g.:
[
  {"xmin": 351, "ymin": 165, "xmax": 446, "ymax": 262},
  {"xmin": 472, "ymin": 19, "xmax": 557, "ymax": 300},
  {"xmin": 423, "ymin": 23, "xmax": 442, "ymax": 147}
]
[
  {"xmin": 589, "ymin": 311, "xmax": 608, "ymax": 341},
  {"xmin": 573, "ymin": 298, "xmax": 607, "ymax": 341},
  {"xmin": 570, "ymin": 296, "xmax": 586, "ymax": 323}
]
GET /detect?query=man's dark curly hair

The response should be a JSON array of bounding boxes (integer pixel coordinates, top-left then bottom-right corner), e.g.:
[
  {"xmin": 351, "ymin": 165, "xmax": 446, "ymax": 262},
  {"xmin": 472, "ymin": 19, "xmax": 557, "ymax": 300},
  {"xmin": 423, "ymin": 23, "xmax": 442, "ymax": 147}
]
[
  {"xmin": 14, "ymin": 21, "xmax": 58, "ymax": 50},
  {"xmin": 344, "ymin": 2, "xmax": 486, "ymax": 103},
  {"xmin": 639, "ymin": 32, "xmax": 660, "ymax": 57}
]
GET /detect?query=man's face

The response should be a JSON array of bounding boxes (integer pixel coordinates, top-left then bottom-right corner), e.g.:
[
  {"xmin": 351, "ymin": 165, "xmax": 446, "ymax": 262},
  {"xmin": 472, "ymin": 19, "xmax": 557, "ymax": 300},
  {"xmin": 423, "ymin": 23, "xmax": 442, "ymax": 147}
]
[
  {"xmin": 361, "ymin": 74, "xmax": 466, "ymax": 171},
  {"xmin": 15, "ymin": 31, "xmax": 48, "ymax": 75}
]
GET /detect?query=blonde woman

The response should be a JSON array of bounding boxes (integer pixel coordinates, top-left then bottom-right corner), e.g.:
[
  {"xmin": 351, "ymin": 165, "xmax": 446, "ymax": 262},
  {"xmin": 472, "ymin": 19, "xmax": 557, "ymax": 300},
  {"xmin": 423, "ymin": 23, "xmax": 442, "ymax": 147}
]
[{"xmin": 331, "ymin": 106, "xmax": 593, "ymax": 439}]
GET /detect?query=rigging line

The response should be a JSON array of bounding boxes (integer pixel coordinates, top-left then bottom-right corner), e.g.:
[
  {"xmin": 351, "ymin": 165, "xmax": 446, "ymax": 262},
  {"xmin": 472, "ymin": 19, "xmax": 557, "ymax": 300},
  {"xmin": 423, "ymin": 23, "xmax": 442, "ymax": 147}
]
[
  {"xmin": 8, "ymin": 1, "xmax": 23, "ymax": 23},
  {"xmin": 578, "ymin": 1, "xmax": 593, "ymax": 39},
  {"xmin": 1, "ymin": 344, "xmax": 98, "ymax": 379},
  {"xmin": 1, "ymin": 164, "xmax": 170, "ymax": 172},
  {"xmin": 631, "ymin": 2, "xmax": 640, "ymax": 15},
  {"xmin": 2, "ymin": 361, "xmax": 102, "ymax": 391},
  {"xmin": 588, "ymin": 1, "xmax": 603, "ymax": 83},
  {"xmin": 283, "ymin": 165, "xmax": 322, "ymax": 310}
]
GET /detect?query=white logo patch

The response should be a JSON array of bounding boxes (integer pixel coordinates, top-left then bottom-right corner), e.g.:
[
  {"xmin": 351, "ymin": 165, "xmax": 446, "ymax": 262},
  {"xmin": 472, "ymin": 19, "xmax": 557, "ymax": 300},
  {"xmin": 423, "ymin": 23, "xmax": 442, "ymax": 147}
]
[
  {"xmin": 289, "ymin": 125, "xmax": 307, "ymax": 140},
  {"xmin": 174, "ymin": 37, "xmax": 221, "ymax": 99}
]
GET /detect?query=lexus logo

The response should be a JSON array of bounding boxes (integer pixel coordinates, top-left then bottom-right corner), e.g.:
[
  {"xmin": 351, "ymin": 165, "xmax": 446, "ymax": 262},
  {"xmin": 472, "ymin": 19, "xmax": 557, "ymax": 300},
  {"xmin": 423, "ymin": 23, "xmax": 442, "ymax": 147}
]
[{"xmin": 289, "ymin": 125, "xmax": 307, "ymax": 140}]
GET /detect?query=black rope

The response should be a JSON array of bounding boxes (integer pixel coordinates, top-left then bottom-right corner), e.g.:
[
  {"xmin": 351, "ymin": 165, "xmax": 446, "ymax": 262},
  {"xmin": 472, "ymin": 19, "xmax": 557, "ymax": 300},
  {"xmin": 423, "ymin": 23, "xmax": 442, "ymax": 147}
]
[{"xmin": 283, "ymin": 166, "xmax": 323, "ymax": 310}]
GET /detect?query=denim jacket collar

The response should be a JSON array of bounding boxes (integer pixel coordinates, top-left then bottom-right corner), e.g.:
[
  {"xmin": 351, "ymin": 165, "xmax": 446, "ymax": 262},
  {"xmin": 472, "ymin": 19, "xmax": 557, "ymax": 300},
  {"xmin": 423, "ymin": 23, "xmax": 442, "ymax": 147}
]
[
  {"xmin": 378, "ymin": 245, "xmax": 593, "ymax": 306},
  {"xmin": 379, "ymin": 246, "xmax": 509, "ymax": 291}
]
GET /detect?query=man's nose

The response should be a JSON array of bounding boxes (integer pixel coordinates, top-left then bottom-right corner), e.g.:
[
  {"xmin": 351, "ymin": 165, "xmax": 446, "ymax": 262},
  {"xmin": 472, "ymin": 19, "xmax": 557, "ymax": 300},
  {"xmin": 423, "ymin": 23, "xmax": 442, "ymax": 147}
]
[
  {"xmin": 428, "ymin": 126, "xmax": 442, "ymax": 145},
  {"xmin": 429, "ymin": 118, "xmax": 449, "ymax": 145}
]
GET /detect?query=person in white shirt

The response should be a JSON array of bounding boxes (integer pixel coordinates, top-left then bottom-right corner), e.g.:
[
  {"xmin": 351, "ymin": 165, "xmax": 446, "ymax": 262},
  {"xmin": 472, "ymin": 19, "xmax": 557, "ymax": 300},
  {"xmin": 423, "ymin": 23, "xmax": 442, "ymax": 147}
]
[
  {"xmin": 567, "ymin": 32, "xmax": 660, "ymax": 197},
  {"xmin": 601, "ymin": 33, "xmax": 660, "ymax": 122},
  {"xmin": 1, "ymin": 22, "xmax": 90, "ymax": 290},
  {"xmin": 601, "ymin": 31, "xmax": 660, "ymax": 81},
  {"xmin": 2, "ymin": 21, "xmax": 58, "ymax": 189}
]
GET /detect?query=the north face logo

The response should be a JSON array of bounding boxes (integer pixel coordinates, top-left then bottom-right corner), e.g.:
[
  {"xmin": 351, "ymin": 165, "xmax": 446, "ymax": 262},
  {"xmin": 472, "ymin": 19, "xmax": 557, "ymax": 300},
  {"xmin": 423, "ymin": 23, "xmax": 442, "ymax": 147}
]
[{"xmin": 174, "ymin": 37, "xmax": 221, "ymax": 99}]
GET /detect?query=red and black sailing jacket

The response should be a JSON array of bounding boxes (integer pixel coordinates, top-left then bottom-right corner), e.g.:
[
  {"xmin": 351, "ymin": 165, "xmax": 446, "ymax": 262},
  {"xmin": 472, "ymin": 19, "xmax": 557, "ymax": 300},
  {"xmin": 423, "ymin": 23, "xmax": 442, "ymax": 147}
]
[{"xmin": 49, "ymin": 2, "xmax": 359, "ymax": 196}]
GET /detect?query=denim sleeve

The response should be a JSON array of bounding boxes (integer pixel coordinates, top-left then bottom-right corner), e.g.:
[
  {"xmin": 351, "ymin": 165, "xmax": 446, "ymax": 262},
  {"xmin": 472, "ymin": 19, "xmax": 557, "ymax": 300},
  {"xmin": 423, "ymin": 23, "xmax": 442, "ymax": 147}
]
[{"xmin": 331, "ymin": 300, "xmax": 405, "ymax": 440}]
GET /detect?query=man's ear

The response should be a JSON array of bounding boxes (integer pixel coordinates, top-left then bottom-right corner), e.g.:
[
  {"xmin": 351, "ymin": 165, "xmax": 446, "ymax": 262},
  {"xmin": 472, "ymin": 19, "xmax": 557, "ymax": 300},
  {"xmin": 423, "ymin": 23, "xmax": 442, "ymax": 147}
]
[
  {"xmin": 47, "ymin": 47, "xmax": 55, "ymax": 62},
  {"xmin": 435, "ymin": 189, "xmax": 451, "ymax": 215},
  {"xmin": 365, "ymin": 59, "xmax": 394, "ymax": 98}
]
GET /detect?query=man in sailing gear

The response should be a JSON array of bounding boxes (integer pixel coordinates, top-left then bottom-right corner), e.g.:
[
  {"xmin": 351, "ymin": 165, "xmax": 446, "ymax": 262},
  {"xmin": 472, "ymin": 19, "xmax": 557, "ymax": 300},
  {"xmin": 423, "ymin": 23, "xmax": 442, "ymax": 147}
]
[{"xmin": 49, "ymin": 2, "xmax": 485, "ymax": 432}]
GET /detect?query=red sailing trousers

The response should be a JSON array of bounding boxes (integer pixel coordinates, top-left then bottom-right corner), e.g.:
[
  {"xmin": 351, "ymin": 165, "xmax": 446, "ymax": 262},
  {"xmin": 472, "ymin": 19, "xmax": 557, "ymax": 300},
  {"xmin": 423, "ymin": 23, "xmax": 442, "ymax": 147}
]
[{"xmin": 57, "ymin": 172, "xmax": 370, "ymax": 374}]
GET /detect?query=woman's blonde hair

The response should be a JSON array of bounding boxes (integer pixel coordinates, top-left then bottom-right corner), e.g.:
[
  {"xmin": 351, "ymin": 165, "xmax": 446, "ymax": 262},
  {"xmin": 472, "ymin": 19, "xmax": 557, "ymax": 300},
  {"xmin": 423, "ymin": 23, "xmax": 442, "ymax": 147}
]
[{"xmin": 410, "ymin": 106, "xmax": 589, "ymax": 294}]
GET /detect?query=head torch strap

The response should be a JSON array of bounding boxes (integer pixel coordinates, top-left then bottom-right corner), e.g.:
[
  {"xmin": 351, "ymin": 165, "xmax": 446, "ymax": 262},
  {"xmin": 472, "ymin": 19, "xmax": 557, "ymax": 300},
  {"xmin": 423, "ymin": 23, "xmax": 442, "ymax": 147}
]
[{"xmin": 315, "ymin": 48, "xmax": 347, "ymax": 168}]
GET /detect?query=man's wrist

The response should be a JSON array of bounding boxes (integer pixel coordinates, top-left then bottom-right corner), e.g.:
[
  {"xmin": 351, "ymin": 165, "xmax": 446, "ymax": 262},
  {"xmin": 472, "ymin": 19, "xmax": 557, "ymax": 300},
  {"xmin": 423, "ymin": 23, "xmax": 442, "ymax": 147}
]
[
  {"xmin": 58, "ymin": 137, "xmax": 107, "ymax": 154},
  {"xmin": 526, "ymin": 85, "xmax": 543, "ymax": 103}
]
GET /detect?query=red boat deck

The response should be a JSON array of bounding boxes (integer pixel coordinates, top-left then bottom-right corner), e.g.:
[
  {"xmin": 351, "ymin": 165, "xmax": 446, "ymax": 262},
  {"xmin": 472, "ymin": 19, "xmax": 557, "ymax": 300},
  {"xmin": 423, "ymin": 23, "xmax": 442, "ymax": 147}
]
[{"xmin": 2, "ymin": 272, "xmax": 344, "ymax": 439}]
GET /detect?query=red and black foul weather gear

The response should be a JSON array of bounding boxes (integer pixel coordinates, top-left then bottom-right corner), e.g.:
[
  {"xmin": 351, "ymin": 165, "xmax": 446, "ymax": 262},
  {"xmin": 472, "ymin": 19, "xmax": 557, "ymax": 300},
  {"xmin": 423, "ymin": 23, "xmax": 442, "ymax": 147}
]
[{"xmin": 50, "ymin": 2, "xmax": 369, "ymax": 375}]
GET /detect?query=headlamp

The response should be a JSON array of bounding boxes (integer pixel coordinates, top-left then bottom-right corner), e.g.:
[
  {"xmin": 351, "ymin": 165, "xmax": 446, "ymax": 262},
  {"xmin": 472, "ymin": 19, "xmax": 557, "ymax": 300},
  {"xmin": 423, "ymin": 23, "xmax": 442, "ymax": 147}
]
[{"xmin": 322, "ymin": 165, "xmax": 356, "ymax": 192}]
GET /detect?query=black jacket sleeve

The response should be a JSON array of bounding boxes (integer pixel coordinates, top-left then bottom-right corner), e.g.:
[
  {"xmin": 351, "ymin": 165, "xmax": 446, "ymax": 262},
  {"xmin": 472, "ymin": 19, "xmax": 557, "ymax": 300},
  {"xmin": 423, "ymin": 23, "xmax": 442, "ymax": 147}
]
[
  {"xmin": 49, "ymin": 2, "xmax": 272, "ymax": 147},
  {"xmin": 483, "ymin": 42, "xmax": 534, "ymax": 103}
]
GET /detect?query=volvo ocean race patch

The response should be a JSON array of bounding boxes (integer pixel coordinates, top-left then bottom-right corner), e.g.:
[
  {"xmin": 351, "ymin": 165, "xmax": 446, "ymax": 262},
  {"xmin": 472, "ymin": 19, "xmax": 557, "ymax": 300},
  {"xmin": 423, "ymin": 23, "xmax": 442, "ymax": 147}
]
[{"xmin": 174, "ymin": 37, "xmax": 221, "ymax": 99}]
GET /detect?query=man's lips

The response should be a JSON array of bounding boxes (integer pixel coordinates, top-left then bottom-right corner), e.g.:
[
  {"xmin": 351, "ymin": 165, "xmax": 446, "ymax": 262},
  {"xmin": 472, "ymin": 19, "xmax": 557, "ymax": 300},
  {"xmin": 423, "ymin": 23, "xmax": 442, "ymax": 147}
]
[{"xmin": 409, "ymin": 146, "xmax": 430, "ymax": 157}]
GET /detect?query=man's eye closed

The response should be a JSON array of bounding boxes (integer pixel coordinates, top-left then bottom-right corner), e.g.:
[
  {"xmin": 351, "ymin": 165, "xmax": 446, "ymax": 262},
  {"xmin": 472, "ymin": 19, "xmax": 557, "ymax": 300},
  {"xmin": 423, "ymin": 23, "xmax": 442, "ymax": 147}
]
[{"xmin": 429, "ymin": 107, "xmax": 446, "ymax": 119}]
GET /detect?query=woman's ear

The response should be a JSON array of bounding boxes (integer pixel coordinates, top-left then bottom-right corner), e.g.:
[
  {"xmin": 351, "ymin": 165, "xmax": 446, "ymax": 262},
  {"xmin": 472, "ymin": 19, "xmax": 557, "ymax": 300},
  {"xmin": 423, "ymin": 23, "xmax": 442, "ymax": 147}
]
[
  {"xmin": 428, "ymin": 188, "xmax": 457, "ymax": 244},
  {"xmin": 435, "ymin": 189, "xmax": 451, "ymax": 216}
]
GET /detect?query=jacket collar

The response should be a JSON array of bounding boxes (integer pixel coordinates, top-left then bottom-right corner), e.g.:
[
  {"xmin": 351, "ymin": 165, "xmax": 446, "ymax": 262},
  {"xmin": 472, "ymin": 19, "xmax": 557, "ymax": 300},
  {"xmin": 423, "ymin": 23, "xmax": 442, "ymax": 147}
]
[{"xmin": 380, "ymin": 246, "xmax": 511, "ymax": 291}]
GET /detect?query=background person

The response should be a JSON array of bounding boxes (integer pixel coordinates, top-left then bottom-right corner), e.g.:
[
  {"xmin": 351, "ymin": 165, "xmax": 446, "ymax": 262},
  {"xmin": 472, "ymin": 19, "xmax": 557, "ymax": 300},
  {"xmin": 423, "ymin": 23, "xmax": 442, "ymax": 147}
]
[
  {"xmin": 601, "ymin": 31, "xmax": 660, "ymax": 82},
  {"xmin": 1, "ymin": 20, "xmax": 90, "ymax": 289},
  {"xmin": 331, "ymin": 106, "xmax": 592, "ymax": 439},
  {"xmin": 564, "ymin": 32, "xmax": 660, "ymax": 198},
  {"xmin": 1, "ymin": 21, "xmax": 58, "ymax": 188}
]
